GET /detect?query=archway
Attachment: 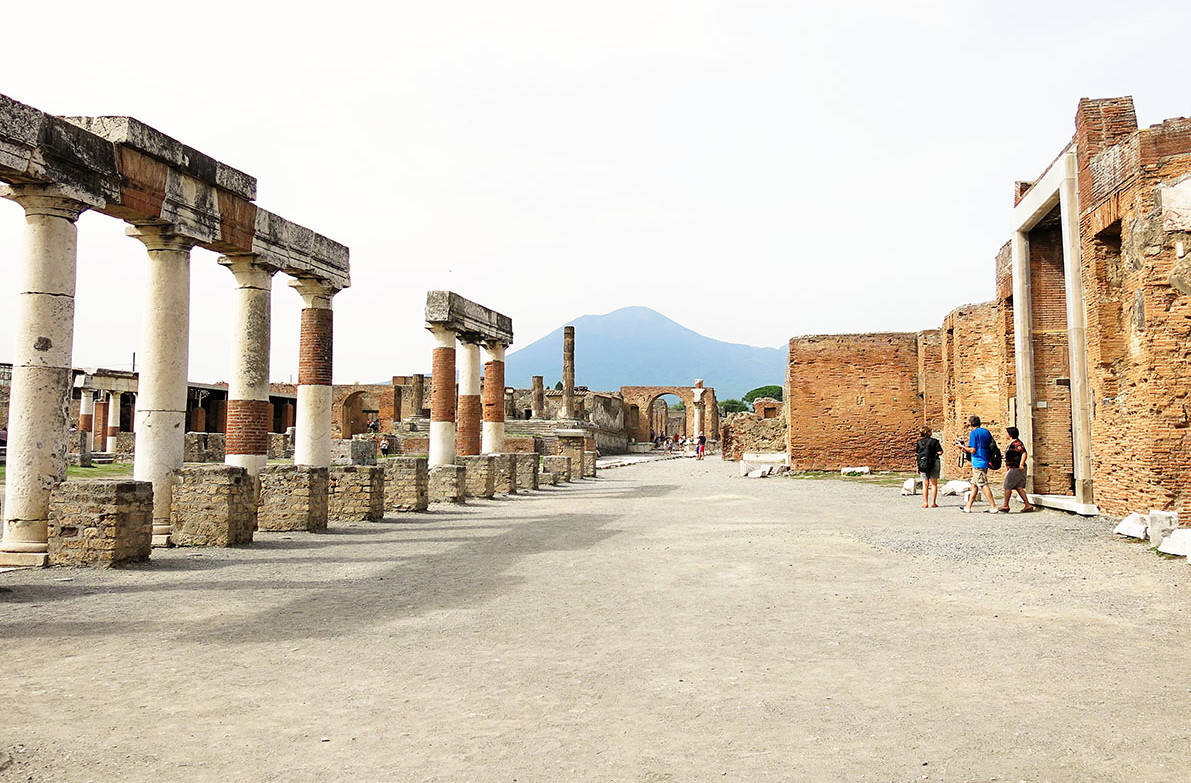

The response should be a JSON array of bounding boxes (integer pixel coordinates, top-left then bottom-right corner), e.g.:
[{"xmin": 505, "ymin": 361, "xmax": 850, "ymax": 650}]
[
  {"xmin": 620, "ymin": 384, "xmax": 719, "ymax": 443},
  {"xmin": 341, "ymin": 390, "xmax": 379, "ymax": 437},
  {"xmin": 648, "ymin": 393, "xmax": 684, "ymax": 443}
]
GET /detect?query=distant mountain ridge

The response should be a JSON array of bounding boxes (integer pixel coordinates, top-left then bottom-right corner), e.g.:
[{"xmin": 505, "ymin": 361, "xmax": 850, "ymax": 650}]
[{"xmin": 505, "ymin": 306, "xmax": 785, "ymax": 400}]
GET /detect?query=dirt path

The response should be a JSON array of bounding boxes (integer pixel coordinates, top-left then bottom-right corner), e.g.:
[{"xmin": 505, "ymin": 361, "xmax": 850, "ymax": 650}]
[{"xmin": 2, "ymin": 458, "xmax": 1189, "ymax": 781}]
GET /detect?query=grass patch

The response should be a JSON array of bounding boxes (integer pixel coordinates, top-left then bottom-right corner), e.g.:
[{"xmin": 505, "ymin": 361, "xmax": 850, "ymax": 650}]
[{"xmin": 788, "ymin": 469, "xmax": 916, "ymax": 488}]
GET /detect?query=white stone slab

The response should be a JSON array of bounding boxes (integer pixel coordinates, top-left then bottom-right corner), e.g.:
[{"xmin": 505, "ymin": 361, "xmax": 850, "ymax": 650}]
[
  {"xmin": 1027, "ymin": 494, "xmax": 1100, "ymax": 516},
  {"xmin": 1148, "ymin": 510, "xmax": 1180, "ymax": 547},
  {"xmin": 940, "ymin": 480, "xmax": 971, "ymax": 497},
  {"xmin": 1113, "ymin": 513, "xmax": 1149, "ymax": 540},
  {"xmin": 1157, "ymin": 528, "xmax": 1191, "ymax": 557},
  {"xmin": 840, "ymin": 466, "xmax": 870, "ymax": 475}
]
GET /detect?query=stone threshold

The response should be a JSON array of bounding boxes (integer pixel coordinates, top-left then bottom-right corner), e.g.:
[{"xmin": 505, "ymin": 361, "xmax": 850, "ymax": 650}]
[{"xmin": 1028, "ymin": 494, "xmax": 1100, "ymax": 516}]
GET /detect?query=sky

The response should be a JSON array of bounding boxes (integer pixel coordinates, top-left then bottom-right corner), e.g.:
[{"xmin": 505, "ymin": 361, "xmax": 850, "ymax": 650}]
[{"xmin": 2, "ymin": 0, "xmax": 1190, "ymax": 386}]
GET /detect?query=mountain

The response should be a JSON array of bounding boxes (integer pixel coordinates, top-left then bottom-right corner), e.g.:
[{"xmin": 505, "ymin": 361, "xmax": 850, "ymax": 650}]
[{"xmin": 505, "ymin": 306, "xmax": 785, "ymax": 401}]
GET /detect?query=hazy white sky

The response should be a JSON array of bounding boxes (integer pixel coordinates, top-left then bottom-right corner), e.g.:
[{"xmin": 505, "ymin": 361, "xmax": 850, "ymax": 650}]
[{"xmin": 2, "ymin": 0, "xmax": 1189, "ymax": 385}]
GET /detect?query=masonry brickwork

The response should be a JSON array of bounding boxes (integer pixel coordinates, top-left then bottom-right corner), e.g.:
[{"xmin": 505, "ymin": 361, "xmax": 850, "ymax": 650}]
[
  {"xmin": 47, "ymin": 480, "xmax": 153, "ymax": 567},
  {"xmin": 257, "ymin": 465, "xmax": 330, "ymax": 532},
  {"xmin": 542, "ymin": 455, "xmax": 572, "ymax": 483},
  {"xmin": 170, "ymin": 465, "xmax": 256, "ymax": 547},
  {"xmin": 429, "ymin": 464, "xmax": 465, "ymax": 503},
  {"xmin": 458, "ymin": 455, "xmax": 495, "ymax": 498},
  {"xmin": 492, "ymin": 454, "xmax": 517, "ymax": 493},
  {"xmin": 720, "ymin": 412, "xmax": 787, "ymax": 461},
  {"xmin": 383, "ymin": 457, "xmax": 428, "ymax": 512},
  {"xmin": 514, "ymin": 453, "xmax": 539, "ymax": 490},
  {"xmin": 328, "ymin": 466, "xmax": 384, "ymax": 522}
]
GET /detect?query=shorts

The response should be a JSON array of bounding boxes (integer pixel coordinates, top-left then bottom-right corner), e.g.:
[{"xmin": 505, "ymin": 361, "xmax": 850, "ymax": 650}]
[
  {"xmin": 970, "ymin": 467, "xmax": 989, "ymax": 487},
  {"xmin": 919, "ymin": 463, "xmax": 940, "ymax": 481},
  {"xmin": 1003, "ymin": 468, "xmax": 1027, "ymax": 491}
]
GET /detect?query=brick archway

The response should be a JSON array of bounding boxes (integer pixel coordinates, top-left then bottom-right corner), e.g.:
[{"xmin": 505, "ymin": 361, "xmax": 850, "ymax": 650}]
[{"xmin": 620, "ymin": 385, "xmax": 720, "ymax": 443}]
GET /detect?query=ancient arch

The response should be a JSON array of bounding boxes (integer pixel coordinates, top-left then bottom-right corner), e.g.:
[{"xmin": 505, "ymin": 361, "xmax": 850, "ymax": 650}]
[
  {"xmin": 340, "ymin": 390, "xmax": 379, "ymax": 438},
  {"xmin": 620, "ymin": 384, "xmax": 719, "ymax": 443}
]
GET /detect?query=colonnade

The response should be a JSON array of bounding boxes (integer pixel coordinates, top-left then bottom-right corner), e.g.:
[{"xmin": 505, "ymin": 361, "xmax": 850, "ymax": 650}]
[{"xmin": 427, "ymin": 330, "xmax": 511, "ymax": 467}]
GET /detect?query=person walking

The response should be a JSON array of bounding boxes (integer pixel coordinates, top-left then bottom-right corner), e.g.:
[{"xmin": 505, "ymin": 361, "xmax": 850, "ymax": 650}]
[
  {"xmin": 960, "ymin": 415, "xmax": 999, "ymax": 513},
  {"xmin": 696, "ymin": 434, "xmax": 707, "ymax": 460},
  {"xmin": 914, "ymin": 426, "xmax": 943, "ymax": 508},
  {"xmin": 998, "ymin": 426, "xmax": 1035, "ymax": 513}
]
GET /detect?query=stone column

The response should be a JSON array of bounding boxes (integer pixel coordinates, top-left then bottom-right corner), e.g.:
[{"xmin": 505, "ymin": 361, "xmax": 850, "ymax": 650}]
[
  {"xmin": 531, "ymin": 375, "xmax": 545, "ymax": 419},
  {"xmin": 92, "ymin": 395, "xmax": 108, "ymax": 450},
  {"xmin": 128, "ymin": 224, "xmax": 197, "ymax": 547},
  {"xmin": 693, "ymin": 402, "xmax": 705, "ymax": 439},
  {"xmin": 79, "ymin": 389, "xmax": 95, "ymax": 452},
  {"xmin": 410, "ymin": 373, "xmax": 425, "ymax": 418},
  {"xmin": 105, "ymin": 392, "xmax": 122, "ymax": 452},
  {"xmin": 560, "ymin": 325, "xmax": 575, "ymax": 419},
  {"xmin": 128, "ymin": 393, "xmax": 136, "ymax": 433},
  {"xmin": 1011, "ymin": 229, "xmax": 1036, "ymax": 493},
  {"xmin": 428, "ymin": 325, "xmax": 457, "ymax": 467},
  {"xmin": 292, "ymin": 278, "xmax": 336, "ymax": 468},
  {"xmin": 481, "ymin": 341, "xmax": 506, "ymax": 454},
  {"xmin": 1059, "ymin": 149, "xmax": 1094, "ymax": 505},
  {"xmin": 456, "ymin": 337, "xmax": 482, "ymax": 456},
  {"xmin": 0, "ymin": 185, "xmax": 93, "ymax": 567},
  {"xmin": 221, "ymin": 256, "xmax": 276, "ymax": 476}
]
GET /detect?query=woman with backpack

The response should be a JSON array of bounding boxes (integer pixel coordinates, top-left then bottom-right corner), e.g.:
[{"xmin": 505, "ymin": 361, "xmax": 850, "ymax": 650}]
[{"xmin": 915, "ymin": 427, "xmax": 943, "ymax": 508}]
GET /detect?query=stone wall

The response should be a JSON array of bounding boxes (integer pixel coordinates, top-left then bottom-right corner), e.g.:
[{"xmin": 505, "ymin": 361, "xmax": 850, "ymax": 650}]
[
  {"xmin": 583, "ymin": 450, "xmax": 597, "ymax": 478},
  {"xmin": 542, "ymin": 455, "xmax": 572, "ymax": 482},
  {"xmin": 720, "ymin": 412, "xmax": 787, "ymax": 461},
  {"xmin": 170, "ymin": 465, "xmax": 256, "ymax": 547},
  {"xmin": 257, "ymin": 465, "xmax": 330, "ymax": 532},
  {"xmin": 458, "ymin": 455, "xmax": 495, "ymax": 498},
  {"xmin": 492, "ymin": 453, "xmax": 517, "ymax": 493},
  {"xmin": 429, "ymin": 464, "xmax": 465, "ymax": 503},
  {"xmin": 47, "ymin": 479, "xmax": 153, "ymax": 566},
  {"xmin": 328, "ymin": 466, "xmax": 384, "ymax": 522},
  {"xmin": 183, "ymin": 432, "xmax": 226, "ymax": 463},
  {"xmin": 514, "ymin": 453, "xmax": 539, "ymax": 490},
  {"xmin": 786, "ymin": 333, "xmax": 921, "ymax": 471},
  {"xmin": 268, "ymin": 431, "xmax": 293, "ymax": 459},
  {"xmin": 917, "ymin": 329, "xmax": 944, "ymax": 429},
  {"xmin": 383, "ymin": 457, "xmax": 428, "ymax": 512}
]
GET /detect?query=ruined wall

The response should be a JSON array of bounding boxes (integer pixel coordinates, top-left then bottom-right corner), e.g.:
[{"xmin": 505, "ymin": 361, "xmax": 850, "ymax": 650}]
[
  {"xmin": 785, "ymin": 333, "xmax": 921, "ymax": 470},
  {"xmin": 720, "ymin": 412, "xmax": 787, "ymax": 461},
  {"xmin": 916, "ymin": 330, "xmax": 943, "ymax": 429}
]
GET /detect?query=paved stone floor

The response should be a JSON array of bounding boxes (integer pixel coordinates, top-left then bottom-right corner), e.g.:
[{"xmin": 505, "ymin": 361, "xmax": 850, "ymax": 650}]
[{"xmin": 2, "ymin": 457, "xmax": 1190, "ymax": 782}]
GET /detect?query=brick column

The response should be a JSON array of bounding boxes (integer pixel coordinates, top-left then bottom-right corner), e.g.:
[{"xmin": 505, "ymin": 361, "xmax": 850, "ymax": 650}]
[
  {"xmin": 93, "ymin": 396, "xmax": 108, "ymax": 449},
  {"xmin": 456, "ymin": 337, "xmax": 482, "ymax": 456},
  {"xmin": 292, "ymin": 278, "xmax": 336, "ymax": 468},
  {"xmin": 531, "ymin": 375, "xmax": 545, "ymax": 419},
  {"xmin": 561, "ymin": 325, "xmax": 575, "ymax": 419},
  {"xmin": 78, "ymin": 390, "xmax": 95, "ymax": 452},
  {"xmin": 410, "ymin": 373, "xmax": 425, "ymax": 418},
  {"xmin": 105, "ymin": 392, "xmax": 122, "ymax": 452},
  {"xmin": 221, "ymin": 256, "xmax": 277, "ymax": 476},
  {"xmin": 482, "ymin": 341, "xmax": 506, "ymax": 453},
  {"xmin": 128, "ymin": 223, "xmax": 198, "ymax": 547},
  {"xmin": 428, "ymin": 325, "xmax": 457, "ymax": 467},
  {"xmin": 0, "ymin": 185, "xmax": 95, "ymax": 567}
]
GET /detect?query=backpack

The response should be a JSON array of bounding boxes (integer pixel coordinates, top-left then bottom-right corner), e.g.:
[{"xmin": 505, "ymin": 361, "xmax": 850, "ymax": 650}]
[
  {"xmin": 915, "ymin": 438, "xmax": 938, "ymax": 473},
  {"xmin": 988, "ymin": 438, "xmax": 1003, "ymax": 470}
]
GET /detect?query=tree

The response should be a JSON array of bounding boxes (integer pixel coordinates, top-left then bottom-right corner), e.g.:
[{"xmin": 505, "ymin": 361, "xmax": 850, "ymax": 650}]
[
  {"xmin": 554, "ymin": 381, "xmax": 563, "ymax": 390},
  {"xmin": 743, "ymin": 385, "xmax": 782, "ymax": 404},
  {"xmin": 670, "ymin": 399, "xmax": 685, "ymax": 411},
  {"xmin": 720, "ymin": 399, "xmax": 749, "ymax": 414}
]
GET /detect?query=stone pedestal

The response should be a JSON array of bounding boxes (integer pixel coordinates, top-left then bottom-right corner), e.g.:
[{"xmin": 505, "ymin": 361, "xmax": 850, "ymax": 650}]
[
  {"xmin": 258, "ymin": 465, "xmax": 329, "ymax": 532},
  {"xmin": 514, "ymin": 453, "xmax": 539, "ymax": 491},
  {"xmin": 429, "ymin": 464, "xmax": 465, "ymax": 504},
  {"xmin": 47, "ymin": 479, "xmax": 153, "ymax": 567},
  {"xmin": 583, "ymin": 450, "xmax": 598, "ymax": 478},
  {"xmin": 170, "ymin": 465, "xmax": 256, "ymax": 547},
  {"xmin": 556, "ymin": 430, "xmax": 586, "ymax": 481},
  {"xmin": 492, "ymin": 453, "xmax": 517, "ymax": 494},
  {"xmin": 331, "ymin": 438, "xmax": 377, "ymax": 465},
  {"xmin": 542, "ymin": 455, "xmax": 572, "ymax": 483},
  {"xmin": 458, "ymin": 454, "xmax": 495, "ymax": 499},
  {"xmin": 329, "ymin": 466, "xmax": 384, "ymax": 522},
  {"xmin": 383, "ymin": 456, "xmax": 429, "ymax": 512}
]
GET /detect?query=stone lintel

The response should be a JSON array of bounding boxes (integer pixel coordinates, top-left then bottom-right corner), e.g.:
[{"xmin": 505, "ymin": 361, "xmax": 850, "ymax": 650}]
[
  {"xmin": 425, "ymin": 291, "xmax": 513, "ymax": 345},
  {"xmin": 251, "ymin": 208, "xmax": 350, "ymax": 290}
]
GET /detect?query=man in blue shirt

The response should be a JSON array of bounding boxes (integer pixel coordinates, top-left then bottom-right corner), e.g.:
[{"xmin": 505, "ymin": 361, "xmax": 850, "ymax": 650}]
[{"xmin": 961, "ymin": 415, "xmax": 998, "ymax": 513}]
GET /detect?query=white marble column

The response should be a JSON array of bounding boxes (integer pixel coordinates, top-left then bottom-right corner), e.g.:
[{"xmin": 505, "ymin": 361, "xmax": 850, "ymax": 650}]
[
  {"xmin": 105, "ymin": 392, "xmax": 122, "ymax": 452},
  {"xmin": 292, "ymin": 278, "xmax": 336, "ymax": 468},
  {"xmin": 222, "ymin": 256, "xmax": 276, "ymax": 476},
  {"xmin": 481, "ymin": 341, "xmax": 506, "ymax": 454},
  {"xmin": 128, "ymin": 223, "xmax": 196, "ymax": 547},
  {"xmin": 456, "ymin": 338, "xmax": 482, "ymax": 456},
  {"xmin": 0, "ymin": 185, "xmax": 94, "ymax": 566},
  {"xmin": 79, "ymin": 389, "xmax": 96, "ymax": 452},
  {"xmin": 428, "ymin": 325, "xmax": 457, "ymax": 468}
]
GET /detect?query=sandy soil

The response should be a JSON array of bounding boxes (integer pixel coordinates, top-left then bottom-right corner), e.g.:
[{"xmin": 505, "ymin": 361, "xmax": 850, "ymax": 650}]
[{"xmin": 2, "ymin": 457, "xmax": 1189, "ymax": 782}]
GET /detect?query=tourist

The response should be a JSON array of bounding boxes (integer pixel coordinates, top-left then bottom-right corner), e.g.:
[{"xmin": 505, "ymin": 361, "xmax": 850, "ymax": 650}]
[
  {"xmin": 696, "ymin": 434, "xmax": 707, "ymax": 460},
  {"xmin": 959, "ymin": 415, "xmax": 998, "ymax": 513},
  {"xmin": 998, "ymin": 426, "xmax": 1035, "ymax": 513},
  {"xmin": 914, "ymin": 426, "xmax": 943, "ymax": 508},
  {"xmin": 379, "ymin": 438, "xmax": 390, "ymax": 458}
]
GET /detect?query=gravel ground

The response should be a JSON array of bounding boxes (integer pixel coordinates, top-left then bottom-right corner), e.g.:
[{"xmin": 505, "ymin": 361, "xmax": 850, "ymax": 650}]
[{"xmin": 1, "ymin": 457, "xmax": 1189, "ymax": 782}]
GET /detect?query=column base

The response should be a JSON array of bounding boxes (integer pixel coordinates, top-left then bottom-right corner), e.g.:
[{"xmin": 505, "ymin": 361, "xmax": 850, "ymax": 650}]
[
  {"xmin": 0, "ymin": 551, "xmax": 49, "ymax": 567},
  {"xmin": 152, "ymin": 534, "xmax": 173, "ymax": 548}
]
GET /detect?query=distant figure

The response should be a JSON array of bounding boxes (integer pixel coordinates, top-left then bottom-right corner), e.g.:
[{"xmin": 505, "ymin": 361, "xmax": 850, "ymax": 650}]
[
  {"xmin": 664, "ymin": 438, "xmax": 673, "ymax": 453},
  {"xmin": 379, "ymin": 438, "xmax": 390, "ymax": 458},
  {"xmin": 914, "ymin": 426, "xmax": 943, "ymax": 508},
  {"xmin": 367, "ymin": 418, "xmax": 380, "ymax": 433},
  {"xmin": 696, "ymin": 434, "xmax": 706, "ymax": 460},
  {"xmin": 959, "ymin": 415, "xmax": 998, "ymax": 513},
  {"xmin": 0, "ymin": 427, "xmax": 7, "ymax": 447},
  {"xmin": 998, "ymin": 426, "xmax": 1035, "ymax": 513}
]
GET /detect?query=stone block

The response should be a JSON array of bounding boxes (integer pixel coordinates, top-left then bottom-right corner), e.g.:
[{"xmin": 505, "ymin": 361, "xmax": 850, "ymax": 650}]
[
  {"xmin": 170, "ymin": 465, "xmax": 256, "ymax": 547},
  {"xmin": 458, "ymin": 455, "xmax": 495, "ymax": 499},
  {"xmin": 383, "ymin": 456, "xmax": 428, "ymax": 512},
  {"xmin": 542, "ymin": 455, "xmax": 572, "ymax": 482},
  {"xmin": 331, "ymin": 438, "xmax": 377, "ymax": 466},
  {"xmin": 268, "ymin": 432, "xmax": 293, "ymax": 459},
  {"xmin": 583, "ymin": 450, "xmax": 597, "ymax": 478},
  {"xmin": 1148, "ymin": 510, "xmax": 1180, "ymax": 546},
  {"xmin": 1156, "ymin": 528, "xmax": 1191, "ymax": 557},
  {"xmin": 556, "ymin": 431, "xmax": 586, "ymax": 481},
  {"xmin": 329, "ymin": 465, "xmax": 384, "ymax": 522},
  {"xmin": 491, "ymin": 453, "xmax": 517, "ymax": 494},
  {"xmin": 514, "ymin": 453, "xmax": 539, "ymax": 491},
  {"xmin": 47, "ymin": 479, "xmax": 152, "ymax": 567},
  {"xmin": 257, "ymin": 465, "xmax": 329, "ymax": 532},
  {"xmin": 1113, "ymin": 513, "xmax": 1148, "ymax": 540},
  {"xmin": 429, "ymin": 464, "xmax": 465, "ymax": 504}
]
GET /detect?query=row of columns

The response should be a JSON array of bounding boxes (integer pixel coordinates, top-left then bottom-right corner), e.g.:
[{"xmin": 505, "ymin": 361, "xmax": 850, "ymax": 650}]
[
  {"xmin": 427, "ymin": 326, "xmax": 509, "ymax": 468},
  {"xmin": 78, "ymin": 389, "xmax": 130, "ymax": 452},
  {"xmin": 0, "ymin": 186, "xmax": 340, "ymax": 563}
]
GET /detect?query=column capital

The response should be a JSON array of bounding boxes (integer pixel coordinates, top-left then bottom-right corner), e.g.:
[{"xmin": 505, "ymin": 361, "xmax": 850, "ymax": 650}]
[
  {"xmin": 290, "ymin": 277, "xmax": 337, "ymax": 309},
  {"xmin": 126, "ymin": 222, "xmax": 199, "ymax": 252},
  {"xmin": 219, "ymin": 254, "xmax": 280, "ymax": 287},
  {"xmin": 483, "ymin": 340, "xmax": 508, "ymax": 360},
  {"xmin": 427, "ymin": 323, "xmax": 457, "ymax": 347},
  {"xmin": 1, "ymin": 183, "xmax": 99, "ymax": 220}
]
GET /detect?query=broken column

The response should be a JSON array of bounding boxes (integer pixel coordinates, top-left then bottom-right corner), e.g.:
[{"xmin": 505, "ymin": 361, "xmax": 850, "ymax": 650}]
[
  {"xmin": 128, "ymin": 223, "xmax": 198, "ymax": 548},
  {"xmin": 456, "ymin": 337, "xmax": 482, "ymax": 456},
  {"xmin": 221, "ymin": 256, "xmax": 276, "ymax": 476},
  {"xmin": 105, "ymin": 391, "xmax": 122, "ymax": 452},
  {"xmin": 531, "ymin": 375, "xmax": 545, "ymax": 418},
  {"xmin": 428, "ymin": 324, "xmax": 457, "ymax": 468},
  {"xmin": 410, "ymin": 373, "xmax": 425, "ymax": 418},
  {"xmin": 293, "ymin": 278, "xmax": 336, "ymax": 468},
  {"xmin": 482, "ymin": 340, "xmax": 506, "ymax": 453},
  {"xmin": 0, "ymin": 184, "xmax": 96, "ymax": 567},
  {"xmin": 560, "ymin": 325, "xmax": 575, "ymax": 419}
]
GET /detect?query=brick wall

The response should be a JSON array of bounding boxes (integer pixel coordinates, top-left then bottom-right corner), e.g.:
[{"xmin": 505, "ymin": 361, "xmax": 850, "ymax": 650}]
[
  {"xmin": 940, "ymin": 301, "xmax": 1013, "ymax": 480},
  {"xmin": 786, "ymin": 333, "xmax": 921, "ymax": 470},
  {"xmin": 720, "ymin": 412, "xmax": 787, "ymax": 461},
  {"xmin": 917, "ymin": 329, "xmax": 943, "ymax": 429}
]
